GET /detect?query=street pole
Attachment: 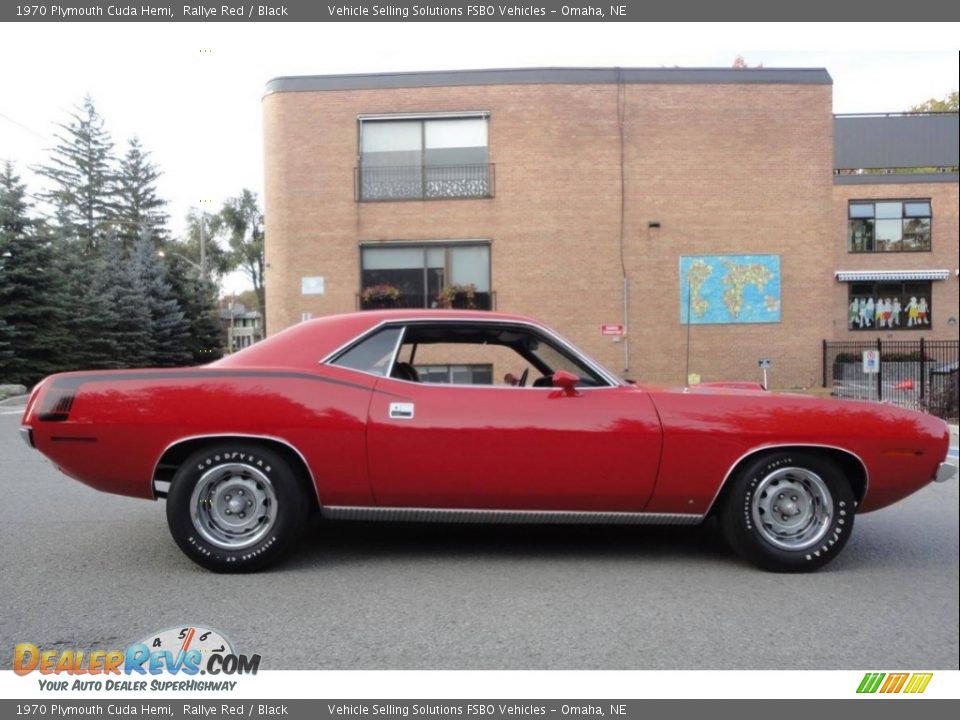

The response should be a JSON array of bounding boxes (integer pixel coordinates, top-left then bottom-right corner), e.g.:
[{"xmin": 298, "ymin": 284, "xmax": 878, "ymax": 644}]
[{"xmin": 199, "ymin": 212, "xmax": 207, "ymax": 281}]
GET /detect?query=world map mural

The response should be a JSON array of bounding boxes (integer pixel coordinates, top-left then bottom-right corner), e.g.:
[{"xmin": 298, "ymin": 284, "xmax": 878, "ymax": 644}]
[{"xmin": 679, "ymin": 255, "xmax": 781, "ymax": 324}]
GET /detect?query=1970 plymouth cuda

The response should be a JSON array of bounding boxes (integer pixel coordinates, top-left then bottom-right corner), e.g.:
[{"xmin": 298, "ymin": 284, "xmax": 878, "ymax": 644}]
[{"xmin": 19, "ymin": 310, "xmax": 954, "ymax": 572}]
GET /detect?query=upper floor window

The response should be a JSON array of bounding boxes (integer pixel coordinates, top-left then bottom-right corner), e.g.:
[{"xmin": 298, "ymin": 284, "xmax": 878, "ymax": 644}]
[
  {"xmin": 357, "ymin": 114, "xmax": 493, "ymax": 201},
  {"xmin": 848, "ymin": 200, "xmax": 931, "ymax": 253}
]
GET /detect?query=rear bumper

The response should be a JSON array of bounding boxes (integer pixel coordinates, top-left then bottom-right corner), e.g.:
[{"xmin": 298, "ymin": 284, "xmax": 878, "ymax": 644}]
[
  {"xmin": 19, "ymin": 426, "xmax": 34, "ymax": 449},
  {"xmin": 934, "ymin": 461, "xmax": 957, "ymax": 484}
]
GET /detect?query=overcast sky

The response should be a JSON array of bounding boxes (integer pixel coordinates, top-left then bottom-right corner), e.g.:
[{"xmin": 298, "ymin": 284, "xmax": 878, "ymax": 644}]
[{"xmin": 1, "ymin": 22, "xmax": 957, "ymax": 294}]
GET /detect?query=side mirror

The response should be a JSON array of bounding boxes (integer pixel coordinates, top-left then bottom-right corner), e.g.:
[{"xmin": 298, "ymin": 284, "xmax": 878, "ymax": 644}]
[{"xmin": 552, "ymin": 370, "xmax": 579, "ymax": 394}]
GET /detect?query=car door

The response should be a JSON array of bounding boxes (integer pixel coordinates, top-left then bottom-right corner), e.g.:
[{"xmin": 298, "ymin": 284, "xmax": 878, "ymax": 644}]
[{"xmin": 365, "ymin": 335, "xmax": 663, "ymax": 512}]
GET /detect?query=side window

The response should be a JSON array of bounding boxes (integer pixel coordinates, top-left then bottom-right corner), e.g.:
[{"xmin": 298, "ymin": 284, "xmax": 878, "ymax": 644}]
[
  {"xmin": 330, "ymin": 327, "xmax": 402, "ymax": 376},
  {"xmin": 390, "ymin": 324, "xmax": 610, "ymax": 387}
]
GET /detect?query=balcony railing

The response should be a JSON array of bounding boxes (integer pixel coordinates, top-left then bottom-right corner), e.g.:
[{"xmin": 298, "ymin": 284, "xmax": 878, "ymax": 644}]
[
  {"xmin": 355, "ymin": 164, "xmax": 495, "ymax": 202},
  {"xmin": 357, "ymin": 291, "xmax": 496, "ymax": 311}
]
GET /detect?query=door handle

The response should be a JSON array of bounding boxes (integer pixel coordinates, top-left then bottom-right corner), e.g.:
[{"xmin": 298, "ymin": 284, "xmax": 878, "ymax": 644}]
[{"xmin": 389, "ymin": 402, "xmax": 415, "ymax": 420}]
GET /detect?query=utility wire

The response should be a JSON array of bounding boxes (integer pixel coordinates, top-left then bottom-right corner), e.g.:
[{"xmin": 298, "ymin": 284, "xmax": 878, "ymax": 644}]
[{"xmin": 0, "ymin": 110, "xmax": 51, "ymax": 142}]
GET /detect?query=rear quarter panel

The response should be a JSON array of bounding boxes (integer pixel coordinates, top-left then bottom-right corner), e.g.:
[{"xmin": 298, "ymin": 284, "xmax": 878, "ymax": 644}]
[
  {"xmin": 643, "ymin": 388, "xmax": 949, "ymax": 514},
  {"xmin": 25, "ymin": 366, "xmax": 377, "ymax": 504}
]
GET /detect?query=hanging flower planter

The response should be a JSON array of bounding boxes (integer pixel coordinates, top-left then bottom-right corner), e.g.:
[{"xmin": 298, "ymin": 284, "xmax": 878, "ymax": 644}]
[
  {"xmin": 360, "ymin": 283, "xmax": 404, "ymax": 309},
  {"xmin": 437, "ymin": 283, "xmax": 478, "ymax": 310}
]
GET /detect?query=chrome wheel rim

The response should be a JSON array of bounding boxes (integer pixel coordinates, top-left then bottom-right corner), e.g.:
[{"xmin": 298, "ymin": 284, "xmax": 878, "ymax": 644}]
[
  {"xmin": 751, "ymin": 467, "xmax": 833, "ymax": 551},
  {"xmin": 190, "ymin": 463, "xmax": 277, "ymax": 550}
]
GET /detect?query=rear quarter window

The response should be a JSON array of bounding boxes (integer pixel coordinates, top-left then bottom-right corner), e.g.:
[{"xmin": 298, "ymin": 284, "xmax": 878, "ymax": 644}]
[{"xmin": 329, "ymin": 327, "xmax": 402, "ymax": 376}]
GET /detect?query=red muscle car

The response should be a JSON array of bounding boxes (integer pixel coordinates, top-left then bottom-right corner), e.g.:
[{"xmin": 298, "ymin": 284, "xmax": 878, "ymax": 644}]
[{"xmin": 19, "ymin": 310, "xmax": 955, "ymax": 573}]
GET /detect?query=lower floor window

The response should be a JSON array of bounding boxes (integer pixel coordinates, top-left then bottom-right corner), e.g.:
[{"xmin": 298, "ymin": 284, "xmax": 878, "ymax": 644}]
[
  {"xmin": 360, "ymin": 242, "xmax": 492, "ymax": 310},
  {"xmin": 848, "ymin": 281, "xmax": 932, "ymax": 330},
  {"xmin": 415, "ymin": 364, "xmax": 494, "ymax": 385}
]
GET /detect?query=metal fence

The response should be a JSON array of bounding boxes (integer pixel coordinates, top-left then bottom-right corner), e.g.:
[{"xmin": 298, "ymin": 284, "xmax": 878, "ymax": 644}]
[
  {"xmin": 355, "ymin": 163, "xmax": 495, "ymax": 201},
  {"xmin": 823, "ymin": 338, "xmax": 959, "ymax": 420}
]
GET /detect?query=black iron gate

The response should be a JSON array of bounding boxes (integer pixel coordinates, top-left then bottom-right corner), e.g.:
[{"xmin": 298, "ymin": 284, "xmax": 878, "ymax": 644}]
[{"xmin": 823, "ymin": 338, "xmax": 958, "ymax": 420}]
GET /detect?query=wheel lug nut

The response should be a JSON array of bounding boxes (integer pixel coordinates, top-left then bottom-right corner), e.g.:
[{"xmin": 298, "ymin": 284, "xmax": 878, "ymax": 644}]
[
  {"xmin": 246, "ymin": 500, "xmax": 253, "ymax": 507},
  {"xmin": 225, "ymin": 494, "xmax": 231, "ymax": 501},
  {"xmin": 791, "ymin": 496, "xmax": 798, "ymax": 501},
  {"xmin": 225, "ymin": 509, "xmax": 232, "ymax": 515},
  {"xmin": 778, "ymin": 494, "xmax": 784, "ymax": 499},
  {"xmin": 238, "ymin": 489, "xmax": 244, "ymax": 495},
  {"xmin": 239, "ymin": 512, "xmax": 246, "ymax": 518}
]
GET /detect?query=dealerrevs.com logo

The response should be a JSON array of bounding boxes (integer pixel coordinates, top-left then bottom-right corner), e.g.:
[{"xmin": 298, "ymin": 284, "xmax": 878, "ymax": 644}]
[
  {"xmin": 14, "ymin": 626, "xmax": 260, "ymax": 692},
  {"xmin": 857, "ymin": 672, "xmax": 933, "ymax": 694}
]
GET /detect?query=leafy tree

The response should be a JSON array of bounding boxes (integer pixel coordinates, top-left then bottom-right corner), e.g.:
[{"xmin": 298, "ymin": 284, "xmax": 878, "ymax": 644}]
[
  {"xmin": 130, "ymin": 234, "xmax": 192, "ymax": 366},
  {"xmin": 33, "ymin": 96, "xmax": 117, "ymax": 253},
  {"xmin": 231, "ymin": 289, "xmax": 261, "ymax": 311},
  {"xmin": 169, "ymin": 209, "xmax": 231, "ymax": 278},
  {"xmin": 732, "ymin": 55, "xmax": 763, "ymax": 69},
  {"xmin": 910, "ymin": 91, "xmax": 959, "ymax": 112},
  {"xmin": 0, "ymin": 162, "xmax": 71, "ymax": 385},
  {"xmin": 212, "ymin": 189, "xmax": 266, "ymax": 330},
  {"xmin": 114, "ymin": 137, "xmax": 170, "ymax": 250}
]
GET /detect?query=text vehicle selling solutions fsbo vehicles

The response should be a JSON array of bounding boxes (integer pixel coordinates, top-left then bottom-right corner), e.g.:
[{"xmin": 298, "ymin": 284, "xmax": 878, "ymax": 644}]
[{"xmin": 19, "ymin": 310, "xmax": 955, "ymax": 572}]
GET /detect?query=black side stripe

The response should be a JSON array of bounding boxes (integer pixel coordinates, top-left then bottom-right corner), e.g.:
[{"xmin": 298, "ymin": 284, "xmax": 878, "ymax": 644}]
[{"xmin": 49, "ymin": 369, "xmax": 402, "ymax": 397}]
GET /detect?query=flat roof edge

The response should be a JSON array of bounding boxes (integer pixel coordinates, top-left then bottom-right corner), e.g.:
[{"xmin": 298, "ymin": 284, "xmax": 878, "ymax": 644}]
[
  {"xmin": 834, "ymin": 172, "xmax": 959, "ymax": 185},
  {"xmin": 264, "ymin": 67, "xmax": 833, "ymax": 95}
]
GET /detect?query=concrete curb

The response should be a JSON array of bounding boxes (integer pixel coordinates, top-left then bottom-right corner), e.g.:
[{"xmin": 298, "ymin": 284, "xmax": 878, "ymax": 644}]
[{"xmin": 0, "ymin": 394, "xmax": 29, "ymax": 407}]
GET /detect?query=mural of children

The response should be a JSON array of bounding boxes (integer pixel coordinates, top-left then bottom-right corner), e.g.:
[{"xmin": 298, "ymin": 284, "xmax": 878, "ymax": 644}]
[
  {"xmin": 849, "ymin": 298, "xmax": 860, "ymax": 328},
  {"xmin": 882, "ymin": 298, "xmax": 892, "ymax": 328},
  {"xmin": 860, "ymin": 300, "xmax": 873, "ymax": 327},
  {"xmin": 892, "ymin": 297, "xmax": 902, "ymax": 326},
  {"xmin": 918, "ymin": 297, "xmax": 929, "ymax": 324},
  {"xmin": 906, "ymin": 296, "xmax": 919, "ymax": 327},
  {"xmin": 875, "ymin": 297, "xmax": 884, "ymax": 328}
]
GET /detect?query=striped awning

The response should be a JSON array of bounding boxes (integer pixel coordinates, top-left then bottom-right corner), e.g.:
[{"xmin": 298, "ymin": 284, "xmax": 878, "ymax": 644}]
[{"xmin": 835, "ymin": 269, "xmax": 951, "ymax": 282}]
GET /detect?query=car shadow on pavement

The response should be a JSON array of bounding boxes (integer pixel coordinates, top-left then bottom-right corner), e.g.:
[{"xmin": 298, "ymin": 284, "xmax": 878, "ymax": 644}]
[{"xmin": 283, "ymin": 516, "xmax": 738, "ymax": 570}]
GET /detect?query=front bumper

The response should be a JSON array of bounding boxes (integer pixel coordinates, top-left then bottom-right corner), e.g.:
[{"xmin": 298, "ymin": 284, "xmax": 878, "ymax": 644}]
[
  {"xmin": 934, "ymin": 461, "xmax": 957, "ymax": 484},
  {"xmin": 19, "ymin": 426, "xmax": 33, "ymax": 449}
]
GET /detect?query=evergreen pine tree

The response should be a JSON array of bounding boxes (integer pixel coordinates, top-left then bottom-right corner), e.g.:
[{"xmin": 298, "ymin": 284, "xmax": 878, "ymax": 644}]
[
  {"xmin": 115, "ymin": 137, "xmax": 170, "ymax": 250},
  {"xmin": 0, "ymin": 162, "xmax": 71, "ymax": 385},
  {"xmin": 0, "ymin": 317, "xmax": 14, "ymax": 370},
  {"xmin": 165, "ymin": 255, "xmax": 224, "ymax": 364},
  {"xmin": 101, "ymin": 236, "xmax": 152, "ymax": 367},
  {"xmin": 33, "ymin": 96, "xmax": 118, "ymax": 253},
  {"xmin": 59, "ymin": 247, "xmax": 123, "ymax": 370},
  {"xmin": 130, "ymin": 234, "xmax": 192, "ymax": 366}
]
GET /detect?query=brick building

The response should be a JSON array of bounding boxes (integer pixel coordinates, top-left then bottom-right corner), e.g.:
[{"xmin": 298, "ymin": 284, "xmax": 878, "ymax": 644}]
[{"xmin": 261, "ymin": 68, "xmax": 959, "ymax": 389}]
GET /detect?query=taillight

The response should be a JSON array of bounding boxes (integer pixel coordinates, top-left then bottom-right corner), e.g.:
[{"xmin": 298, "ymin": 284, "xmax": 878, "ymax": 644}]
[{"xmin": 38, "ymin": 388, "xmax": 76, "ymax": 422}]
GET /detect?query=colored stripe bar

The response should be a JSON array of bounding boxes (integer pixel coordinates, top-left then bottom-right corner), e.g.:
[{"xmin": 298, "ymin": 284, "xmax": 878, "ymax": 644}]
[
  {"xmin": 904, "ymin": 673, "xmax": 933, "ymax": 694},
  {"xmin": 881, "ymin": 673, "xmax": 909, "ymax": 693},
  {"xmin": 857, "ymin": 672, "xmax": 885, "ymax": 693}
]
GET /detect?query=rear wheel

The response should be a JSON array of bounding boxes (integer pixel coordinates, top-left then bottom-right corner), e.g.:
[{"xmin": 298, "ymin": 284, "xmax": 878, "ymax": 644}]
[
  {"xmin": 720, "ymin": 451, "xmax": 855, "ymax": 572},
  {"xmin": 166, "ymin": 443, "xmax": 310, "ymax": 572}
]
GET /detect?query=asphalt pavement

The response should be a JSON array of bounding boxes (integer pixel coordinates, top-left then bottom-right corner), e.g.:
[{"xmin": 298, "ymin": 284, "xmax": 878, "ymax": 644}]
[{"xmin": 1, "ymin": 404, "xmax": 957, "ymax": 670}]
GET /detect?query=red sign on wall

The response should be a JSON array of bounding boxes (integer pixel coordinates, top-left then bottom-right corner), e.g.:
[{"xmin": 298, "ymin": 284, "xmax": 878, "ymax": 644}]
[{"xmin": 601, "ymin": 324, "xmax": 625, "ymax": 336}]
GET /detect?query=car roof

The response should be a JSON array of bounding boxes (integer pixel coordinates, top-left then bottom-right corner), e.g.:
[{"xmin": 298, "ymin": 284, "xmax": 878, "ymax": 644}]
[{"xmin": 213, "ymin": 310, "xmax": 544, "ymax": 370}]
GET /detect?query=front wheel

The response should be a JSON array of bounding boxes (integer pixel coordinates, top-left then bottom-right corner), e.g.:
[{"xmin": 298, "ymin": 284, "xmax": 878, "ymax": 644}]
[
  {"xmin": 720, "ymin": 451, "xmax": 855, "ymax": 572},
  {"xmin": 166, "ymin": 443, "xmax": 310, "ymax": 572}
]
